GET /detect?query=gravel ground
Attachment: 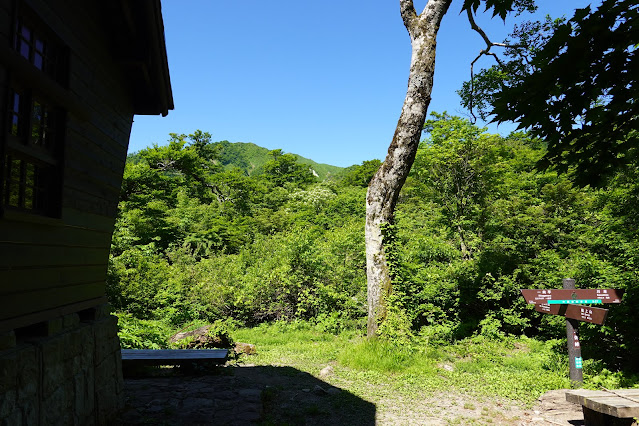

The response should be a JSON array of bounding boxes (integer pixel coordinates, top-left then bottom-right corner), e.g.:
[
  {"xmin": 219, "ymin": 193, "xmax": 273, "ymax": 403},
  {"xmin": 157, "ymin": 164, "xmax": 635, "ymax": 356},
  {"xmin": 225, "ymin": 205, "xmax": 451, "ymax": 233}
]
[{"xmin": 117, "ymin": 364, "xmax": 588, "ymax": 425}]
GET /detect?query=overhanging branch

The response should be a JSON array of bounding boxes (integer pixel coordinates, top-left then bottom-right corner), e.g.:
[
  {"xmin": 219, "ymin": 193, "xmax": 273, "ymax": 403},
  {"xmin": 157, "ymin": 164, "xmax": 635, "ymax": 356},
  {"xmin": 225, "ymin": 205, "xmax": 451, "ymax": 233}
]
[{"xmin": 466, "ymin": 8, "xmax": 523, "ymax": 122}]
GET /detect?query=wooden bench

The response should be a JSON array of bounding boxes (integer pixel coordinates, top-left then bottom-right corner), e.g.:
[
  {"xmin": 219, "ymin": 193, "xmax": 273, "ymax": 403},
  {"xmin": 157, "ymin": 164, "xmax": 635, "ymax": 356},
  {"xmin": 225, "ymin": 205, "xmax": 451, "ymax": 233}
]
[
  {"xmin": 566, "ymin": 389, "xmax": 639, "ymax": 426},
  {"xmin": 121, "ymin": 349, "xmax": 228, "ymax": 370}
]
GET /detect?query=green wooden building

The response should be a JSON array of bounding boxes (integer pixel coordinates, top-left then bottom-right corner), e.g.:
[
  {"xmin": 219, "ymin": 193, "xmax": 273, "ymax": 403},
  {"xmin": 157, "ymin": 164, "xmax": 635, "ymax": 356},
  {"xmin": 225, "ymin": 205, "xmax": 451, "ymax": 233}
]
[{"xmin": 0, "ymin": 0, "xmax": 173, "ymax": 423}]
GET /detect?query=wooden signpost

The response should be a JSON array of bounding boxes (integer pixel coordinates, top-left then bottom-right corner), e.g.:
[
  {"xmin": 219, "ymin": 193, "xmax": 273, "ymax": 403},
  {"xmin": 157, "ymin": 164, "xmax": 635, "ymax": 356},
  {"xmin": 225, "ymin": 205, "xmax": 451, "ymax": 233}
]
[
  {"xmin": 520, "ymin": 288, "xmax": 624, "ymax": 306},
  {"xmin": 521, "ymin": 279, "xmax": 624, "ymax": 385},
  {"xmin": 533, "ymin": 303, "xmax": 609, "ymax": 325}
]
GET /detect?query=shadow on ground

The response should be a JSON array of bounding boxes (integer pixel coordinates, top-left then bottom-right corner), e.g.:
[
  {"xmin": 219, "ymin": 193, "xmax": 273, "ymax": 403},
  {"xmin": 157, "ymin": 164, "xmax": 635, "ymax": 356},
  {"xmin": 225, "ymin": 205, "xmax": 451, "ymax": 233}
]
[{"xmin": 118, "ymin": 364, "xmax": 376, "ymax": 425}]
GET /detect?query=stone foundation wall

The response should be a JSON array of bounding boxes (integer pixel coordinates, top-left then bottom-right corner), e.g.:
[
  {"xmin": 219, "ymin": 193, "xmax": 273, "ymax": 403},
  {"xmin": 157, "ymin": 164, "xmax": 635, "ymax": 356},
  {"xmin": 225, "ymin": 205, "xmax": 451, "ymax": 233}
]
[{"xmin": 0, "ymin": 304, "xmax": 123, "ymax": 425}]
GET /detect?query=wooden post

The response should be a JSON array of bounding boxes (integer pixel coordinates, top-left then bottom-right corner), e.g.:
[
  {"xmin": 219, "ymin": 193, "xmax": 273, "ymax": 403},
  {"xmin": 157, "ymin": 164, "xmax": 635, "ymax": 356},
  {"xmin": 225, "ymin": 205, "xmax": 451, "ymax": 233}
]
[{"xmin": 564, "ymin": 278, "xmax": 583, "ymax": 386}]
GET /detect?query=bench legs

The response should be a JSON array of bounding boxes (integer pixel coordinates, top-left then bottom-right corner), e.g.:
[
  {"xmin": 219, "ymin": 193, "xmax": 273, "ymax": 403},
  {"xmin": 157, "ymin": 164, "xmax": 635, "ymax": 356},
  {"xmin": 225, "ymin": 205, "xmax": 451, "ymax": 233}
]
[{"xmin": 582, "ymin": 406, "xmax": 635, "ymax": 426}]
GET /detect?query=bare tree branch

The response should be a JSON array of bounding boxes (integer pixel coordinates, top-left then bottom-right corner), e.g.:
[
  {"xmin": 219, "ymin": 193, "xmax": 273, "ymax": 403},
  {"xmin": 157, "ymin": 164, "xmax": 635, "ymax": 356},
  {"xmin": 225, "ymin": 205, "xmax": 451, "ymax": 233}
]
[
  {"xmin": 465, "ymin": 8, "xmax": 522, "ymax": 123},
  {"xmin": 400, "ymin": 0, "xmax": 417, "ymax": 34},
  {"xmin": 423, "ymin": 0, "xmax": 453, "ymax": 25}
]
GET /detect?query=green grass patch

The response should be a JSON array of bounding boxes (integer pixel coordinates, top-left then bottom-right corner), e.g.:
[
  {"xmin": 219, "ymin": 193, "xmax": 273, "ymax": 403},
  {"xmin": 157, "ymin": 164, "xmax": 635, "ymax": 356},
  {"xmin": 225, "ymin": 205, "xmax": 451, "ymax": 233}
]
[
  {"xmin": 338, "ymin": 338, "xmax": 417, "ymax": 372},
  {"xmin": 233, "ymin": 322, "xmax": 573, "ymax": 404}
]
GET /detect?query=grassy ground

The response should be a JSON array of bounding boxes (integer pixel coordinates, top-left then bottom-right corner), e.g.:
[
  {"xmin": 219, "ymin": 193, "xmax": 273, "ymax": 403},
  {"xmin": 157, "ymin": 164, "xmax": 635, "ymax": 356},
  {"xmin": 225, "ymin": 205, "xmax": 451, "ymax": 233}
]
[{"xmin": 231, "ymin": 322, "xmax": 570, "ymax": 406}]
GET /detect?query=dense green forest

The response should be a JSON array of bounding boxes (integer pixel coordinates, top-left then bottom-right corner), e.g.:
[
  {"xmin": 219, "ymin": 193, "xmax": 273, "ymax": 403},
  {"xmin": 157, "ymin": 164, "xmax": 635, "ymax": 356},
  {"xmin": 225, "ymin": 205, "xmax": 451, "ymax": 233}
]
[{"xmin": 107, "ymin": 114, "xmax": 639, "ymax": 373}]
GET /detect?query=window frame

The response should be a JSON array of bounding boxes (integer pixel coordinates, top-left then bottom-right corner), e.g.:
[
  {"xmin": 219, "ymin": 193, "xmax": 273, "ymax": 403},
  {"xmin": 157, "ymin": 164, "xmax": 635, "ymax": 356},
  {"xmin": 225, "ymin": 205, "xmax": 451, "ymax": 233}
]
[{"xmin": 1, "ymin": 5, "xmax": 68, "ymax": 218}]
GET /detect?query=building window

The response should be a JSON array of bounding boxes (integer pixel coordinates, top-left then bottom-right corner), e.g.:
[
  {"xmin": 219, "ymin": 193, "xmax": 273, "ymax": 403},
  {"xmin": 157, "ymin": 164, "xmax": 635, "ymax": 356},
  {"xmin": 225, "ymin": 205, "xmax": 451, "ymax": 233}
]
[
  {"xmin": 8, "ymin": 90, "xmax": 21, "ymax": 137},
  {"xmin": 3, "ymin": 87, "xmax": 62, "ymax": 216},
  {"xmin": 14, "ymin": 16, "xmax": 66, "ymax": 85},
  {"xmin": 2, "ymin": 155, "xmax": 50, "ymax": 211},
  {"xmin": 2, "ymin": 10, "xmax": 67, "ymax": 217}
]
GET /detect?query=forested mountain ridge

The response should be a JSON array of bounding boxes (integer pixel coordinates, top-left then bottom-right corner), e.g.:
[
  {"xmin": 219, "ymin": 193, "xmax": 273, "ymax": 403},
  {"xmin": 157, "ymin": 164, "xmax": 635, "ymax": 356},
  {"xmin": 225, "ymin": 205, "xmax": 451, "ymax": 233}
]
[
  {"xmin": 213, "ymin": 140, "xmax": 344, "ymax": 180},
  {"xmin": 128, "ymin": 139, "xmax": 345, "ymax": 181}
]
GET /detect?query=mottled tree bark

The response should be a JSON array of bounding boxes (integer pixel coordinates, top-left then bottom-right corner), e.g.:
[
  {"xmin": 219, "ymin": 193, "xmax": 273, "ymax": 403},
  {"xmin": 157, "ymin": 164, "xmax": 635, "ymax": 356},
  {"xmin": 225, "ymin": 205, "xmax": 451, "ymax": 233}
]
[{"xmin": 366, "ymin": 0, "xmax": 452, "ymax": 337}]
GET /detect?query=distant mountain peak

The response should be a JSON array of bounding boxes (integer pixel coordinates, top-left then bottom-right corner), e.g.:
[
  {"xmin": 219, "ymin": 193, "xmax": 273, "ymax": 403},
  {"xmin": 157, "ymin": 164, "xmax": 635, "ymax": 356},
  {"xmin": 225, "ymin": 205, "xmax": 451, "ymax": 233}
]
[{"xmin": 214, "ymin": 141, "xmax": 343, "ymax": 180}]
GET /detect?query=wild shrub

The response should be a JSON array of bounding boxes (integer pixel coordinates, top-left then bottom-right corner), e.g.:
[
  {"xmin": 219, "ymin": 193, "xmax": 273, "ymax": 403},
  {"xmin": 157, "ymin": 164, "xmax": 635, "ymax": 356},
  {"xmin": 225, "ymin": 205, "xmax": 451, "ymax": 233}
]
[{"xmin": 116, "ymin": 313, "xmax": 174, "ymax": 349}]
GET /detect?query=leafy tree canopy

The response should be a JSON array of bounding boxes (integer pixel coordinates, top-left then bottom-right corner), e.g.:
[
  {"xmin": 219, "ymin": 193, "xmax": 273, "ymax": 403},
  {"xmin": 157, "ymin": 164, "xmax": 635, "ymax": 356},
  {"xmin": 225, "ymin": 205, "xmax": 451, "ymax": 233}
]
[
  {"xmin": 460, "ymin": 0, "xmax": 639, "ymax": 186},
  {"xmin": 341, "ymin": 160, "xmax": 382, "ymax": 188},
  {"xmin": 263, "ymin": 149, "xmax": 317, "ymax": 187}
]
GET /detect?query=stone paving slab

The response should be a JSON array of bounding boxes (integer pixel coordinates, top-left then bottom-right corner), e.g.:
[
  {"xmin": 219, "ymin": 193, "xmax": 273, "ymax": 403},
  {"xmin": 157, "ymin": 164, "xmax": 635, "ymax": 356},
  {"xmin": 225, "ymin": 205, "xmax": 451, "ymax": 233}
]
[{"xmin": 118, "ymin": 373, "xmax": 262, "ymax": 425}]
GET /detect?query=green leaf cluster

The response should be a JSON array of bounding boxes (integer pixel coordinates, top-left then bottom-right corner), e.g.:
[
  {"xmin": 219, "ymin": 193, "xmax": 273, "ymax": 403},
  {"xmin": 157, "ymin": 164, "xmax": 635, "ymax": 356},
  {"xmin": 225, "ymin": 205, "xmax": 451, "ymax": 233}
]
[{"xmin": 460, "ymin": 0, "xmax": 639, "ymax": 186}]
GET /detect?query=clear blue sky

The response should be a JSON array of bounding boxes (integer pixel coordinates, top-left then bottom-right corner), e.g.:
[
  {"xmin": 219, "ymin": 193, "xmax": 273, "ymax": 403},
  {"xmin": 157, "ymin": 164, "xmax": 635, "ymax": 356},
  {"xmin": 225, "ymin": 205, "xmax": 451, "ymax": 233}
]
[{"xmin": 129, "ymin": 0, "xmax": 596, "ymax": 167}]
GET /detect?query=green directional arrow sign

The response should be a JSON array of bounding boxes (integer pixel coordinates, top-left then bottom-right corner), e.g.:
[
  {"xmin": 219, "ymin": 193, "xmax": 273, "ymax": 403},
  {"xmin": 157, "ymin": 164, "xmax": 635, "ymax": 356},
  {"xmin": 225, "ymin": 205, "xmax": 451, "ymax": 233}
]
[
  {"xmin": 547, "ymin": 299, "xmax": 603, "ymax": 305},
  {"xmin": 520, "ymin": 289, "xmax": 624, "ymax": 304}
]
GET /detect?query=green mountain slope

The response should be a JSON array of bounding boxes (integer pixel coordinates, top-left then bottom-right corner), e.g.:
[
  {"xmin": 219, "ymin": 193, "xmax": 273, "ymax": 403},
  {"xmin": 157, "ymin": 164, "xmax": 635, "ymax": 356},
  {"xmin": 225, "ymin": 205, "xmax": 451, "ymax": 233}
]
[{"xmin": 214, "ymin": 140, "xmax": 344, "ymax": 180}]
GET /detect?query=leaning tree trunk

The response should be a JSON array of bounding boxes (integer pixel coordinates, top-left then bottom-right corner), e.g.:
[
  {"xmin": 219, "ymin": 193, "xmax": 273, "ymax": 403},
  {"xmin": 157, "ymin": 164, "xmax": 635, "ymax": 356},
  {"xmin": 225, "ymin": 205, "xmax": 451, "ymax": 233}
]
[{"xmin": 366, "ymin": 0, "xmax": 452, "ymax": 337}]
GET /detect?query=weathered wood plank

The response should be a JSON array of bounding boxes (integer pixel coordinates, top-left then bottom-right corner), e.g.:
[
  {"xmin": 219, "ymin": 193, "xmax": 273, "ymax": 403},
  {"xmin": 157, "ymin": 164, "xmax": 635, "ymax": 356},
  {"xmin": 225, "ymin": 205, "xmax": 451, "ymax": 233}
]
[
  {"xmin": 65, "ymin": 134, "xmax": 127, "ymax": 178},
  {"xmin": 64, "ymin": 154, "xmax": 124, "ymax": 194},
  {"xmin": 0, "ymin": 242, "xmax": 110, "ymax": 268},
  {"xmin": 62, "ymin": 170, "xmax": 121, "ymax": 201},
  {"xmin": 0, "ymin": 296, "xmax": 106, "ymax": 335},
  {"xmin": 1, "ymin": 265, "xmax": 107, "ymax": 294},
  {"xmin": 0, "ymin": 5, "xmax": 10, "ymax": 39},
  {"xmin": 67, "ymin": 120, "xmax": 130, "ymax": 161},
  {"xmin": 566, "ymin": 389, "xmax": 639, "ymax": 420},
  {"xmin": 582, "ymin": 406, "xmax": 635, "ymax": 426},
  {"xmin": 61, "ymin": 207, "xmax": 116, "ymax": 232},
  {"xmin": 0, "ymin": 281, "xmax": 105, "ymax": 320},
  {"xmin": 121, "ymin": 349, "xmax": 229, "ymax": 367},
  {"xmin": 586, "ymin": 397, "xmax": 639, "ymax": 418},
  {"xmin": 0, "ymin": 218, "xmax": 112, "ymax": 248},
  {"xmin": 0, "ymin": 0, "xmax": 11, "ymax": 14},
  {"xmin": 122, "ymin": 349, "xmax": 228, "ymax": 361},
  {"xmin": 62, "ymin": 186, "xmax": 119, "ymax": 219},
  {"xmin": 567, "ymin": 389, "xmax": 639, "ymax": 402}
]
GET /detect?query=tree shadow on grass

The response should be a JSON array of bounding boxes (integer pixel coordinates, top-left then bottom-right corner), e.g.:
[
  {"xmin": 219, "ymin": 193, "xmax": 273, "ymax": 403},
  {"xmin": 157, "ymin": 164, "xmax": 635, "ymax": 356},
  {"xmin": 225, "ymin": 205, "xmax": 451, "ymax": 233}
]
[
  {"xmin": 247, "ymin": 365, "xmax": 375, "ymax": 425},
  {"xmin": 120, "ymin": 364, "xmax": 376, "ymax": 425}
]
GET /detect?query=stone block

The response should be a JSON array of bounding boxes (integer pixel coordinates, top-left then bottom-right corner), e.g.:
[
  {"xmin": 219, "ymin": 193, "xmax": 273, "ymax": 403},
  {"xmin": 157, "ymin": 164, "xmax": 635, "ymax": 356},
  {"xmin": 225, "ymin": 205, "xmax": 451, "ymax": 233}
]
[
  {"xmin": 94, "ymin": 304, "xmax": 111, "ymax": 319},
  {"xmin": 95, "ymin": 383, "xmax": 121, "ymax": 426},
  {"xmin": 74, "ymin": 372, "xmax": 94, "ymax": 420},
  {"xmin": 76, "ymin": 413, "xmax": 96, "ymax": 426},
  {"xmin": 20, "ymin": 399, "xmax": 38, "ymax": 426},
  {"xmin": 69, "ymin": 328, "xmax": 85, "ymax": 359},
  {"xmin": 0, "ymin": 332, "xmax": 16, "ymax": 350},
  {"xmin": 41, "ymin": 386, "xmax": 66, "ymax": 425},
  {"xmin": 61, "ymin": 331, "xmax": 75, "ymax": 361},
  {"xmin": 79, "ymin": 325, "xmax": 95, "ymax": 366},
  {"xmin": 114, "ymin": 352, "xmax": 124, "ymax": 397},
  {"xmin": 0, "ymin": 350, "xmax": 17, "ymax": 393},
  {"xmin": 16, "ymin": 350, "xmax": 37, "ymax": 405},
  {"xmin": 94, "ymin": 337, "xmax": 115, "ymax": 365},
  {"xmin": 94, "ymin": 318, "xmax": 118, "ymax": 364},
  {"xmin": 0, "ymin": 389, "xmax": 16, "ymax": 420},
  {"xmin": 41, "ymin": 335, "xmax": 64, "ymax": 368},
  {"xmin": 95, "ymin": 355, "xmax": 122, "ymax": 413},
  {"xmin": 72, "ymin": 352, "xmax": 84, "ymax": 375},
  {"xmin": 86, "ymin": 367, "xmax": 95, "ymax": 410},
  {"xmin": 16, "ymin": 345, "xmax": 36, "ymax": 375},
  {"xmin": 42, "ymin": 358, "xmax": 64, "ymax": 396},
  {"xmin": 62, "ymin": 361, "xmax": 75, "ymax": 406},
  {"xmin": 95, "ymin": 356, "xmax": 115, "ymax": 385},
  {"xmin": 0, "ymin": 409, "xmax": 22, "ymax": 426},
  {"xmin": 46, "ymin": 318, "xmax": 63, "ymax": 336},
  {"xmin": 63, "ymin": 313, "xmax": 80, "ymax": 331}
]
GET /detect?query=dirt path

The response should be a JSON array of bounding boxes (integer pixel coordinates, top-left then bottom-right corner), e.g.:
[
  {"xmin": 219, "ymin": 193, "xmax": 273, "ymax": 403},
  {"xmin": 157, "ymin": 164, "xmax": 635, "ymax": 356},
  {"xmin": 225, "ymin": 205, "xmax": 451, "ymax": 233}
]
[{"xmin": 118, "ymin": 364, "xmax": 586, "ymax": 425}]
